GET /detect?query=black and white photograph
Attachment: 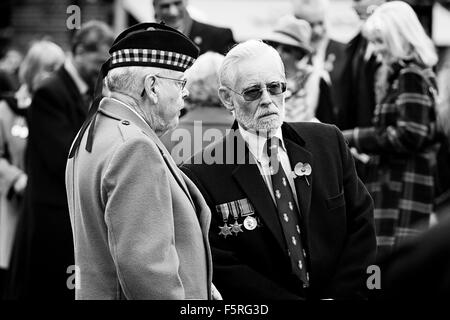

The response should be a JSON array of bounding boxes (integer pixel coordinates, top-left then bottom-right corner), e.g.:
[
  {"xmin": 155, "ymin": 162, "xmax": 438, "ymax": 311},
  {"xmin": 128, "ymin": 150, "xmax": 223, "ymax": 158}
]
[{"xmin": 0, "ymin": 0, "xmax": 449, "ymax": 313}]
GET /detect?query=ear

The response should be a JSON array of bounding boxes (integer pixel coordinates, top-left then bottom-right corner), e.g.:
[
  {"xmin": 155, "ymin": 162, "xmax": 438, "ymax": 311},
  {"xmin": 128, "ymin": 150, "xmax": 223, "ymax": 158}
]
[
  {"xmin": 144, "ymin": 75, "xmax": 158, "ymax": 104},
  {"xmin": 218, "ymin": 87, "xmax": 235, "ymax": 111}
]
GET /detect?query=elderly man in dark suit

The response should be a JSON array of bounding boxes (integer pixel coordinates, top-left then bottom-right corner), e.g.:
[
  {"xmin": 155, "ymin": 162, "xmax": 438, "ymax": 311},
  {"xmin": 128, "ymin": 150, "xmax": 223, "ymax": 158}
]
[
  {"xmin": 182, "ymin": 40, "xmax": 376, "ymax": 300},
  {"xmin": 152, "ymin": 0, "xmax": 236, "ymax": 55},
  {"xmin": 25, "ymin": 20, "xmax": 113, "ymax": 299}
]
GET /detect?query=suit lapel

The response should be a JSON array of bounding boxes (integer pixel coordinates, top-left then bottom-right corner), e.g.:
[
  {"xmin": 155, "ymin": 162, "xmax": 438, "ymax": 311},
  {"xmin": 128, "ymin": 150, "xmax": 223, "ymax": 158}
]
[{"xmin": 230, "ymin": 129, "xmax": 286, "ymax": 252}]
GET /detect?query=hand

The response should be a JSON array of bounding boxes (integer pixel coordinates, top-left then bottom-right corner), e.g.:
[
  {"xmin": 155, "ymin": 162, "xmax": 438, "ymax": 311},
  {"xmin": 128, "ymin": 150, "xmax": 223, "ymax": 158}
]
[
  {"xmin": 342, "ymin": 129, "xmax": 355, "ymax": 146},
  {"xmin": 13, "ymin": 174, "xmax": 27, "ymax": 195},
  {"xmin": 211, "ymin": 283, "xmax": 223, "ymax": 300}
]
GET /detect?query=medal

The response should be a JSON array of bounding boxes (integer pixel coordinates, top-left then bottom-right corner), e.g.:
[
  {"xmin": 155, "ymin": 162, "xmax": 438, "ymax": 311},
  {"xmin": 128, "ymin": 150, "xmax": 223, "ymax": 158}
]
[
  {"xmin": 218, "ymin": 204, "xmax": 232, "ymax": 238},
  {"xmin": 293, "ymin": 162, "xmax": 312, "ymax": 186},
  {"xmin": 230, "ymin": 221, "xmax": 243, "ymax": 235},
  {"xmin": 230, "ymin": 206, "xmax": 243, "ymax": 235},
  {"xmin": 243, "ymin": 216, "xmax": 257, "ymax": 230},
  {"xmin": 218, "ymin": 223, "xmax": 232, "ymax": 238}
]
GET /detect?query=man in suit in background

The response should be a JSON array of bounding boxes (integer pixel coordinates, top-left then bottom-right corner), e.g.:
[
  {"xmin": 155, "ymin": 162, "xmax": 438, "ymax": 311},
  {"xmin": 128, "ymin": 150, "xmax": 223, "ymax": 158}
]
[
  {"xmin": 182, "ymin": 40, "xmax": 376, "ymax": 300},
  {"xmin": 152, "ymin": 0, "xmax": 236, "ymax": 55},
  {"xmin": 25, "ymin": 21, "xmax": 114, "ymax": 299},
  {"xmin": 291, "ymin": 0, "xmax": 347, "ymax": 125}
]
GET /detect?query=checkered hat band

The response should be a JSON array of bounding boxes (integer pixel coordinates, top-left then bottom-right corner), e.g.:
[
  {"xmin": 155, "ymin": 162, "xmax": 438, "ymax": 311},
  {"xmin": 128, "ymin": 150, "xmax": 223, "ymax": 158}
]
[{"xmin": 111, "ymin": 49, "xmax": 195, "ymax": 70}]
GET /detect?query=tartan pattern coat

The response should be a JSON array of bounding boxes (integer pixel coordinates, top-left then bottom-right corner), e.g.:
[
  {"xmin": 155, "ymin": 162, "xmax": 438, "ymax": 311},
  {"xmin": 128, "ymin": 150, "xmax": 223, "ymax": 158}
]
[{"xmin": 349, "ymin": 60, "xmax": 439, "ymax": 257}]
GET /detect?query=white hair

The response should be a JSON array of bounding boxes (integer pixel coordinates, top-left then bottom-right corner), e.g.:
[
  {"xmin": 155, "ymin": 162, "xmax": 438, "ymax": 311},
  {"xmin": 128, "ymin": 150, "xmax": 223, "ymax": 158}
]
[
  {"xmin": 106, "ymin": 66, "xmax": 174, "ymax": 96},
  {"xmin": 219, "ymin": 39, "xmax": 285, "ymax": 88},
  {"xmin": 185, "ymin": 52, "xmax": 224, "ymax": 105},
  {"xmin": 363, "ymin": 1, "xmax": 437, "ymax": 67}
]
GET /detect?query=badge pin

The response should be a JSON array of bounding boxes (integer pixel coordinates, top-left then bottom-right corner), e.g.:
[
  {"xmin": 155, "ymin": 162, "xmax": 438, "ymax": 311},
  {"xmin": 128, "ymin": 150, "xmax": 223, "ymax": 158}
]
[
  {"xmin": 243, "ymin": 216, "xmax": 257, "ymax": 230},
  {"xmin": 293, "ymin": 162, "xmax": 311, "ymax": 186}
]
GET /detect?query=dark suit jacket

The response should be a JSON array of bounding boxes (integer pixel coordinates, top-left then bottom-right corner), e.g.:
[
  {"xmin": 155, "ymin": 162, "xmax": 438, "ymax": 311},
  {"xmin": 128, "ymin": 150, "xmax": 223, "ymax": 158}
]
[
  {"xmin": 325, "ymin": 39, "xmax": 348, "ymax": 125},
  {"xmin": 189, "ymin": 19, "xmax": 236, "ymax": 55},
  {"xmin": 182, "ymin": 122, "xmax": 376, "ymax": 300},
  {"xmin": 24, "ymin": 66, "xmax": 88, "ymax": 299}
]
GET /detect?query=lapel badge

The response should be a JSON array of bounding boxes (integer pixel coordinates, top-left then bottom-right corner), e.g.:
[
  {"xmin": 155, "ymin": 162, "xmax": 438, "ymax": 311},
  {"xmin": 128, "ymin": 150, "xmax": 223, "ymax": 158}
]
[
  {"xmin": 194, "ymin": 36, "xmax": 202, "ymax": 45},
  {"xmin": 294, "ymin": 162, "xmax": 312, "ymax": 186}
]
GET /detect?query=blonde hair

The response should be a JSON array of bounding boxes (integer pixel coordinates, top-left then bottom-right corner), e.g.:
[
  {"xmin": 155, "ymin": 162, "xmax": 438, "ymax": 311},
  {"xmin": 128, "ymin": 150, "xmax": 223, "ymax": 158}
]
[
  {"xmin": 363, "ymin": 1, "xmax": 437, "ymax": 67},
  {"xmin": 19, "ymin": 40, "xmax": 65, "ymax": 92}
]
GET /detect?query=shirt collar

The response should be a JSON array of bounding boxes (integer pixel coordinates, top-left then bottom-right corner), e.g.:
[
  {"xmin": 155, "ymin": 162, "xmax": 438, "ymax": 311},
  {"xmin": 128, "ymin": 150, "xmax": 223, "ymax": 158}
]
[
  {"xmin": 238, "ymin": 124, "xmax": 285, "ymax": 163},
  {"xmin": 64, "ymin": 57, "xmax": 89, "ymax": 95}
]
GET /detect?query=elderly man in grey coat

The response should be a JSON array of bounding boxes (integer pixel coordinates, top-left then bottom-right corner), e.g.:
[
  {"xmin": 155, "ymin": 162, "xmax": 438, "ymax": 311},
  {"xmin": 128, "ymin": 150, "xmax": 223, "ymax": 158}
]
[{"xmin": 65, "ymin": 23, "xmax": 219, "ymax": 300}]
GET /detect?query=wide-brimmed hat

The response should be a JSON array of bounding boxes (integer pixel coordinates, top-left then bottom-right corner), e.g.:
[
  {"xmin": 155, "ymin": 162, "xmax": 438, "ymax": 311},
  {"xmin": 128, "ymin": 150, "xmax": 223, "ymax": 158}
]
[{"xmin": 263, "ymin": 16, "xmax": 313, "ymax": 54}]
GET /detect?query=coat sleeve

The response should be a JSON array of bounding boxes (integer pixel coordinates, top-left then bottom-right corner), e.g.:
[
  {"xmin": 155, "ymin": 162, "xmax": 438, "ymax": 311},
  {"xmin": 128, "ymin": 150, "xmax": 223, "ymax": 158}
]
[
  {"xmin": 350, "ymin": 70, "xmax": 435, "ymax": 154},
  {"xmin": 28, "ymin": 86, "xmax": 77, "ymax": 180},
  {"xmin": 324, "ymin": 126, "xmax": 377, "ymax": 298},
  {"xmin": 0, "ymin": 104, "xmax": 24, "ymax": 196},
  {"xmin": 102, "ymin": 137, "xmax": 185, "ymax": 299},
  {"xmin": 181, "ymin": 165, "xmax": 304, "ymax": 300}
]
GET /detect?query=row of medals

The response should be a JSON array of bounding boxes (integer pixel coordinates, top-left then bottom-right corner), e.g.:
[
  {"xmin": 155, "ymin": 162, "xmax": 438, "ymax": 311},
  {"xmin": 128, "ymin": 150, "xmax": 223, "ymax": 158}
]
[{"xmin": 219, "ymin": 215, "xmax": 258, "ymax": 238}]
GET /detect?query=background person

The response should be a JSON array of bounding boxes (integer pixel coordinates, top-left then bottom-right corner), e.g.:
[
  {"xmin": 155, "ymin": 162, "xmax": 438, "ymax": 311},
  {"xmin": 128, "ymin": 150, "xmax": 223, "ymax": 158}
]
[
  {"xmin": 152, "ymin": 0, "xmax": 236, "ymax": 55},
  {"xmin": 161, "ymin": 52, "xmax": 234, "ymax": 163},
  {"xmin": 342, "ymin": 1, "xmax": 440, "ymax": 258},
  {"xmin": 0, "ymin": 40, "xmax": 65, "ymax": 296}
]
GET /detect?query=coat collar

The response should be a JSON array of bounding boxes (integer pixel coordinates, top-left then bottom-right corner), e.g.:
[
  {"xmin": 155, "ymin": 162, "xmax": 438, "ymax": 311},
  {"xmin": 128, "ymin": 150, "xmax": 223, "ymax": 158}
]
[{"xmin": 98, "ymin": 97, "xmax": 196, "ymax": 209}]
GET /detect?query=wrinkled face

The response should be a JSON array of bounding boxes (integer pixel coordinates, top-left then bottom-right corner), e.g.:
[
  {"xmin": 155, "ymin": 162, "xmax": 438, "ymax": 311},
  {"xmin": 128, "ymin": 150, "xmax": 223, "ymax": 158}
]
[
  {"xmin": 153, "ymin": 0, "xmax": 187, "ymax": 31},
  {"xmin": 153, "ymin": 70, "xmax": 188, "ymax": 132},
  {"xmin": 229, "ymin": 54, "xmax": 286, "ymax": 132},
  {"xmin": 352, "ymin": 0, "xmax": 385, "ymax": 21},
  {"xmin": 76, "ymin": 43, "xmax": 110, "ymax": 90}
]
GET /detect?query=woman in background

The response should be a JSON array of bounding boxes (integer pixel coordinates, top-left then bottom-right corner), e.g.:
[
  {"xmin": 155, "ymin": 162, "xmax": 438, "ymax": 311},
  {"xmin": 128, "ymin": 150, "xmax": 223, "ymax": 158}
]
[
  {"xmin": 264, "ymin": 15, "xmax": 335, "ymax": 124},
  {"xmin": 0, "ymin": 40, "xmax": 65, "ymax": 295},
  {"xmin": 342, "ymin": 1, "xmax": 440, "ymax": 258}
]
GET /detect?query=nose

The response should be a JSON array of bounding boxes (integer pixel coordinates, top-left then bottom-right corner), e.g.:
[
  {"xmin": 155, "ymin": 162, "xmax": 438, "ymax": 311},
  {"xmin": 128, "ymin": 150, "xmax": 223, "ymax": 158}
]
[
  {"xmin": 168, "ymin": 4, "xmax": 180, "ymax": 16},
  {"xmin": 259, "ymin": 87, "xmax": 272, "ymax": 106},
  {"xmin": 182, "ymin": 87, "xmax": 189, "ymax": 99}
]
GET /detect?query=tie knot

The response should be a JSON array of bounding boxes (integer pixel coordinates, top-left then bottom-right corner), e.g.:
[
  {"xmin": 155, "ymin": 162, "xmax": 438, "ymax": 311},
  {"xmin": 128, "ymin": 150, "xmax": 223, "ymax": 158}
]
[{"xmin": 265, "ymin": 136, "xmax": 281, "ymax": 159}]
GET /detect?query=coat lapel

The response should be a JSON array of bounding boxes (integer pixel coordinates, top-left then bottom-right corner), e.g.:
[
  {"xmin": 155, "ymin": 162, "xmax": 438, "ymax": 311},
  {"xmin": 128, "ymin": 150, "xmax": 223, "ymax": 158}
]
[{"xmin": 229, "ymin": 129, "xmax": 286, "ymax": 252}]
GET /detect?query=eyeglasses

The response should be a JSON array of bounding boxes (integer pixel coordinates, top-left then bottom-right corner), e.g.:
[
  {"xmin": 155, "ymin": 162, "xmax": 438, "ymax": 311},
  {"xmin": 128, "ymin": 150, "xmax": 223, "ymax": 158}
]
[
  {"xmin": 141, "ymin": 74, "xmax": 187, "ymax": 97},
  {"xmin": 226, "ymin": 81, "xmax": 287, "ymax": 101}
]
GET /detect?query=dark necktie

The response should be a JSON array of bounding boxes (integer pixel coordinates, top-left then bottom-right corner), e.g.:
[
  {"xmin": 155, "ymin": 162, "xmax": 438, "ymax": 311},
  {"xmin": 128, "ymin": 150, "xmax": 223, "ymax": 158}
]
[{"xmin": 266, "ymin": 137, "xmax": 310, "ymax": 287}]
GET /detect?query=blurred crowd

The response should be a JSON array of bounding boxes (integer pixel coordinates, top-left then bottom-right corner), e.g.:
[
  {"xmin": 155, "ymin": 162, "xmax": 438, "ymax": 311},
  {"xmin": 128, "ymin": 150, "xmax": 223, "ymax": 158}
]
[{"xmin": 0, "ymin": 0, "xmax": 449, "ymax": 300}]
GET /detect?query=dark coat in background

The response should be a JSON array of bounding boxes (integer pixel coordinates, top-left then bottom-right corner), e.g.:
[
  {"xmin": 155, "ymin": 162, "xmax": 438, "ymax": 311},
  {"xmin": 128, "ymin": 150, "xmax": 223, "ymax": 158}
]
[
  {"xmin": 324, "ymin": 39, "xmax": 349, "ymax": 125},
  {"xmin": 8, "ymin": 66, "xmax": 88, "ymax": 299},
  {"xmin": 338, "ymin": 32, "xmax": 380, "ymax": 131},
  {"xmin": 188, "ymin": 19, "xmax": 236, "ymax": 56},
  {"xmin": 182, "ymin": 122, "xmax": 376, "ymax": 300}
]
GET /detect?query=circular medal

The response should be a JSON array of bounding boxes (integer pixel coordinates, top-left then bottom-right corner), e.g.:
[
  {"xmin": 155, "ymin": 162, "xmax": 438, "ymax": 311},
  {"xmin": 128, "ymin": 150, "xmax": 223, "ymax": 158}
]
[{"xmin": 243, "ymin": 216, "xmax": 257, "ymax": 230}]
